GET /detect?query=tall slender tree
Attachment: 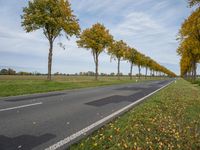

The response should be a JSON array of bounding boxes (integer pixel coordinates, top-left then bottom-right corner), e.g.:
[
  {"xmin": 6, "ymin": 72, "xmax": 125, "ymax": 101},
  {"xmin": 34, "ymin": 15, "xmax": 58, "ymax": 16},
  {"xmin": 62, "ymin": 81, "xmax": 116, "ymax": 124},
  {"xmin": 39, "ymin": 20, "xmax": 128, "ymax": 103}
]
[
  {"xmin": 125, "ymin": 47, "xmax": 137, "ymax": 80},
  {"xmin": 135, "ymin": 52, "xmax": 145, "ymax": 79},
  {"xmin": 21, "ymin": 0, "xmax": 80, "ymax": 80},
  {"xmin": 77, "ymin": 23, "xmax": 113, "ymax": 80},
  {"xmin": 144, "ymin": 56, "xmax": 151, "ymax": 78},
  {"xmin": 108, "ymin": 40, "xmax": 127, "ymax": 79}
]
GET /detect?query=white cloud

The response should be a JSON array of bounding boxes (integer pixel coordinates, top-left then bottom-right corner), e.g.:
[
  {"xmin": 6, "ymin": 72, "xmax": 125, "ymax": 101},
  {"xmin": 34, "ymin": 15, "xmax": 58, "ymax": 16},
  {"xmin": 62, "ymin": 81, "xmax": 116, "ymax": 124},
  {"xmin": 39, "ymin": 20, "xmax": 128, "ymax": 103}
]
[
  {"xmin": 151, "ymin": 1, "xmax": 170, "ymax": 11},
  {"xmin": 112, "ymin": 12, "xmax": 162, "ymax": 36}
]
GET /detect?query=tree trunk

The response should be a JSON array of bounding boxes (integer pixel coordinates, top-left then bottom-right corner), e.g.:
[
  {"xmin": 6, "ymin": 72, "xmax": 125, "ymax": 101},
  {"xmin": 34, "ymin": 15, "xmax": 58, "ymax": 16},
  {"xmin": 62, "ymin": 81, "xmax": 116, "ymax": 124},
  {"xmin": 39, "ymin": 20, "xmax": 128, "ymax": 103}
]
[
  {"xmin": 117, "ymin": 58, "xmax": 120, "ymax": 80},
  {"xmin": 47, "ymin": 40, "xmax": 53, "ymax": 80},
  {"xmin": 150, "ymin": 69, "xmax": 152, "ymax": 78},
  {"xmin": 189, "ymin": 71, "xmax": 192, "ymax": 79},
  {"xmin": 192, "ymin": 60, "xmax": 197, "ymax": 81},
  {"xmin": 130, "ymin": 62, "xmax": 133, "ymax": 80},
  {"xmin": 145, "ymin": 67, "xmax": 148, "ymax": 79},
  {"xmin": 95, "ymin": 54, "xmax": 99, "ymax": 80},
  {"xmin": 138, "ymin": 65, "xmax": 141, "ymax": 79}
]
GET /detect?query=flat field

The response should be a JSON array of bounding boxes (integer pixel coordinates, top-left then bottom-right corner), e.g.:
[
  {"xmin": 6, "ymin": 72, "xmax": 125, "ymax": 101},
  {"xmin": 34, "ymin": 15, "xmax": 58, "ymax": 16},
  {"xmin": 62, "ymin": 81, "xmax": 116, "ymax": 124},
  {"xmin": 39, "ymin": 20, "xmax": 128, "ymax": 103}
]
[{"xmin": 0, "ymin": 75, "xmax": 162, "ymax": 97}]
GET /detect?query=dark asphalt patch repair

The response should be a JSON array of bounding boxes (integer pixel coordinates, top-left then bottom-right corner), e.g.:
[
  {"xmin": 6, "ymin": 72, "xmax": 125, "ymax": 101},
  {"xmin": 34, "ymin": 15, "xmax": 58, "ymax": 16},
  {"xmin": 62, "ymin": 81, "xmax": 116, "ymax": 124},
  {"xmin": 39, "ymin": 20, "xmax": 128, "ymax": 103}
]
[
  {"xmin": 85, "ymin": 79, "xmax": 172, "ymax": 107},
  {"xmin": 85, "ymin": 86, "xmax": 159, "ymax": 107},
  {"xmin": 116, "ymin": 86, "xmax": 148, "ymax": 91}
]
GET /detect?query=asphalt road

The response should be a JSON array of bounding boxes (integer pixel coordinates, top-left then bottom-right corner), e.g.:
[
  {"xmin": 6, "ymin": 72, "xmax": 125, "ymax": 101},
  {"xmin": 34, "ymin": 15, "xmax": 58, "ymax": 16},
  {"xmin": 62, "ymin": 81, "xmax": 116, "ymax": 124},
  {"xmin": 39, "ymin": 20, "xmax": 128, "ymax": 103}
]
[{"xmin": 0, "ymin": 79, "xmax": 174, "ymax": 150}]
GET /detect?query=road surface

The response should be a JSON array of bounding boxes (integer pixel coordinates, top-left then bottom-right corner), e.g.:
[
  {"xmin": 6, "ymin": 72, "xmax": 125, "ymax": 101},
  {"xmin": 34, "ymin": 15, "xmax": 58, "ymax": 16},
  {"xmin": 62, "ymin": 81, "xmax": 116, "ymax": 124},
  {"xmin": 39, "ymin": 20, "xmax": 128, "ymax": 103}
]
[{"xmin": 0, "ymin": 79, "xmax": 174, "ymax": 150}]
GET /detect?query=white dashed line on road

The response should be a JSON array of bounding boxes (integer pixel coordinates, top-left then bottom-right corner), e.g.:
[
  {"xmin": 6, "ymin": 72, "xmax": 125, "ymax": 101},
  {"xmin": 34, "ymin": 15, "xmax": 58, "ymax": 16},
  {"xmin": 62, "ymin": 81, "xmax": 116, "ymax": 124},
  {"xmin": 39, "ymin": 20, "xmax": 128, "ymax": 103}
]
[{"xmin": 0, "ymin": 102, "xmax": 42, "ymax": 112}]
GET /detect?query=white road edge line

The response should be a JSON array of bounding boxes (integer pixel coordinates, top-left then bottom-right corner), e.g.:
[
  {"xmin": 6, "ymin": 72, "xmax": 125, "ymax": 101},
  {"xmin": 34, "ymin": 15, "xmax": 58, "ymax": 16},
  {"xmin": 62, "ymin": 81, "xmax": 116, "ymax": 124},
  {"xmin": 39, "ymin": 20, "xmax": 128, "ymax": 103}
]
[
  {"xmin": 0, "ymin": 102, "xmax": 43, "ymax": 112},
  {"xmin": 45, "ymin": 80, "xmax": 174, "ymax": 150}
]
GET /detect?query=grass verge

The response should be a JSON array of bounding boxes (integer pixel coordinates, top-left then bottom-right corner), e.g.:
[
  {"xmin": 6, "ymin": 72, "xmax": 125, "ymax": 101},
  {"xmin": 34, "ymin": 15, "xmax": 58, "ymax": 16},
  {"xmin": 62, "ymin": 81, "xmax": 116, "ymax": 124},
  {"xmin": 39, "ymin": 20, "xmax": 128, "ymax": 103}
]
[
  {"xmin": 0, "ymin": 75, "xmax": 163, "ymax": 97},
  {"xmin": 70, "ymin": 79, "xmax": 200, "ymax": 149}
]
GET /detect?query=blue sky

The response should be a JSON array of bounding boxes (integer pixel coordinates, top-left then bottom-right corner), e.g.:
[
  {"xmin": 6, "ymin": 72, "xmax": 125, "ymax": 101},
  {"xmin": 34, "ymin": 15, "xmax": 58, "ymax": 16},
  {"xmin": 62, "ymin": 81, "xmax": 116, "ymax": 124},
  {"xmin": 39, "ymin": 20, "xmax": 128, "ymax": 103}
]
[{"xmin": 0, "ymin": 0, "xmax": 194, "ymax": 75}]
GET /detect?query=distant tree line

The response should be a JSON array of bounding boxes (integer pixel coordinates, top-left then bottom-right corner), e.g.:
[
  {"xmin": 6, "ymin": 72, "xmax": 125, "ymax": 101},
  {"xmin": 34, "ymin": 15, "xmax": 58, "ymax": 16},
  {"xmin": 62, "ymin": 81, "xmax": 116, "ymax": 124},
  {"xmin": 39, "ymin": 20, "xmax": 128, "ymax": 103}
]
[
  {"xmin": 0, "ymin": 68, "xmax": 169, "ymax": 79},
  {"xmin": 0, "ymin": 68, "xmax": 41, "ymax": 75},
  {"xmin": 0, "ymin": 68, "xmax": 16, "ymax": 75}
]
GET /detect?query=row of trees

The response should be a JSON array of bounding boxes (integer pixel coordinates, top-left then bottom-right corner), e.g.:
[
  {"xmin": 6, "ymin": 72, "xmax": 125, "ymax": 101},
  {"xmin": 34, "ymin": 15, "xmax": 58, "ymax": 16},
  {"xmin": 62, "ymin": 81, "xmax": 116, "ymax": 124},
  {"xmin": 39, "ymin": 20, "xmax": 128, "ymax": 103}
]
[
  {"xmin": 77, "ymin": 23, "xmax": 176, "ymax": 80},
  {"xmin": 177, "ymin": 0, "xmax": 200, "ymax": 81},
  {"xmin": 0, "ymin": 68, "xmax": 43, "ymax": 75},
  {"xmin": 22, "ymin": 0, "xmax": 176, "ymax": 80}
]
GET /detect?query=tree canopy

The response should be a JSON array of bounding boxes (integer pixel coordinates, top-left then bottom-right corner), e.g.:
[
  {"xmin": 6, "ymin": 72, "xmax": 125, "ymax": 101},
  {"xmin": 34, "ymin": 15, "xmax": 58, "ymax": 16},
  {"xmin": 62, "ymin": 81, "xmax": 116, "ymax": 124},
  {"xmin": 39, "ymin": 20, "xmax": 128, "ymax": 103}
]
[{"xmin": 22, "ymin": 0, "xmax": 80, "ymax": 39}]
